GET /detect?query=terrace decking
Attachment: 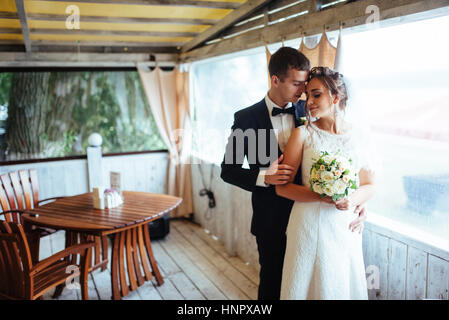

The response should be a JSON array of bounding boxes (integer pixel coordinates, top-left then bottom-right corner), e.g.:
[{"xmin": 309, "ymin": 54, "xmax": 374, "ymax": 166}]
[{"xmin": 39, "ymin": 219, "xmax": 259, "ymax": 300}]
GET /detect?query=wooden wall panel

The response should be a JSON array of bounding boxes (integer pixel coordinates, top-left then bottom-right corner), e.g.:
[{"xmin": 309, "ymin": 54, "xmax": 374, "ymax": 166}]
[
  {"xmin": 427, "ymin": 255, "xmax": 449, "ymax": 300},
  {"xmin": 387, "ymin": 239, "xmax": 407, "ymax": 300},
  {"xmin": 406, "ymin": 246, "xmax": 427, "ymax": 300}
]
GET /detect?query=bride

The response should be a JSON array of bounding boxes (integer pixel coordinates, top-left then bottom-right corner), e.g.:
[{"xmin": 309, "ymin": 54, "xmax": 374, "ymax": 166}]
[{"xmin": 276, "ymin": 67, "xmax": 376, "ymax": 300}]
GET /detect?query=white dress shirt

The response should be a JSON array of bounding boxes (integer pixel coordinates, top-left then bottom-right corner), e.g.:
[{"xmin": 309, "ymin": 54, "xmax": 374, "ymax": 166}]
[{"xmin": 256, "ymin": 94, "xmax": 296, "ymax": 187}]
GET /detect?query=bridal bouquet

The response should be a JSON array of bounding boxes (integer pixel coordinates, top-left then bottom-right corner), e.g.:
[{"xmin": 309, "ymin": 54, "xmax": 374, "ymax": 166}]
[{"xmin": 309, "ymin": 151, "xmax": 358, "ymax": 201}]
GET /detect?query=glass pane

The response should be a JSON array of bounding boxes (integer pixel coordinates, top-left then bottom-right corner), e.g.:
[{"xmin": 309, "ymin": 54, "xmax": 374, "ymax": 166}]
[
  {"xmin": 340, "ymin": 14, "xmax": 449, "ymax": 241},
  {"xmin": 0, "ymin": 71, "xmax": 165, "ymax": 161},
  {"xmin": 191, "ymin": 49, "xmax": 269, "ymax": 164}
]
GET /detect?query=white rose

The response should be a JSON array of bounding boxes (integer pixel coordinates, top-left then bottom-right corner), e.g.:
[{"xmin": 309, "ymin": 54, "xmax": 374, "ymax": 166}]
[
  {"xmin": 324, "ymin": 185, "xmax": 334, "ymax": 196},
  {"xmin": 322, "ymin": 155, "xmax": 334, "ymax": 164},
  {"xmin": 338, "ymin": 158, "xmax": 350, "ymax": 171},
  {"xmin": 333, "ymin": 180, "xmax": 347, "ymax": 194},
  {"xmin": 342, "ymin": 175, "xmax": 350, "ymax": 184},
  {"xmin": 312, "ymin": 183, "xmax": 323, "ymax": 194},
  {"xmin": 321, "ymin": 171, "xmax": 334, "ymax": 183}
]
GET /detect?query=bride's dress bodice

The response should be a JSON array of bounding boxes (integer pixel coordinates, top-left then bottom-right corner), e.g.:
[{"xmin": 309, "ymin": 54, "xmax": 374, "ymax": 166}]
[{"xmin": 300, "ymin": 122, "xmax": 372, "ymax": 189}]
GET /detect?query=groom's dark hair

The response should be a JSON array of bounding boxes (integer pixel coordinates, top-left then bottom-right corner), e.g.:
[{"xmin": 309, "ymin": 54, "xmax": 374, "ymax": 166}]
[{"xmin": 268, "ymin": 47, "xmax": 310, "ymax": 81}]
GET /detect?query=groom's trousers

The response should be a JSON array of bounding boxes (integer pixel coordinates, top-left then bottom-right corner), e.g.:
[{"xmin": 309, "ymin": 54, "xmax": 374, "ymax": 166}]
[{"xmin": 256, "ymin": 231, "xmax": 287, "ymax": 300}]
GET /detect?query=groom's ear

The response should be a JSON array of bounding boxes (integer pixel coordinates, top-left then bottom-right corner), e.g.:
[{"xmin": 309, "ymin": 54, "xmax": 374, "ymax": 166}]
[{"xmin": 271, "ymin": 75, "xmax": 280, "ymax": 87}]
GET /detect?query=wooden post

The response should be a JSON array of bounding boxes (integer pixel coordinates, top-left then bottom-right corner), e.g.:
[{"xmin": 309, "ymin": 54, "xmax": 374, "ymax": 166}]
[{"xmin": 87, "ymin": 133, "xmax": 103, "ymax": 192}]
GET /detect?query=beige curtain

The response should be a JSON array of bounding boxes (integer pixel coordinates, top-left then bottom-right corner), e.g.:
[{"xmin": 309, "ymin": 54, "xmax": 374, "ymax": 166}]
[
  {"xmin": 137, "ymin": 64, "xmax": 193, "ymax": 217},
  {"xmin": 299, "ymin": 31, "xmax": 337, "ymax": 68},
  {"xmin": 265, "ymin": 45, "xmax": 272, "ymax": 89},
  {"xmin": 265, "ymin": 31, "xmax": 340, "ymax": 84}
]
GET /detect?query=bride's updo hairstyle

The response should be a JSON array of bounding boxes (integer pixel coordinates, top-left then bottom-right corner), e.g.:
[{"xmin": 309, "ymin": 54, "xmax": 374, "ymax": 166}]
[{"xmin": 306, "ymin": 66, "xmax": 349, "ymax": 125}]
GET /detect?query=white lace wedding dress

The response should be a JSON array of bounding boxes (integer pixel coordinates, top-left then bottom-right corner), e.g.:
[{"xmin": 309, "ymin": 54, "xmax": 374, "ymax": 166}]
[{"xmin": 280, "ymin": 122, "xmax": 371, "ymax": 300}]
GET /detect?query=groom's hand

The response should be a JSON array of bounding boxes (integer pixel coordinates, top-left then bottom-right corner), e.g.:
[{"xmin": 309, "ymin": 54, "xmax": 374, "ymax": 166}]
[
  {"xmin": 264, "ymin": 154, "xmax": 295, "ymax": 186},
  {"xmin": 349, "ymin": 205, "xmax": 367, "ymax": 234}
]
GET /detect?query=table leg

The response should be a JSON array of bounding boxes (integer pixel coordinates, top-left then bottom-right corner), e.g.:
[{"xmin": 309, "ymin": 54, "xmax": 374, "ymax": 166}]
[
  {"xmin": 110, "ymin": 224, "xmax": 165, "ymax": 300},
  {"xmin": 142, "ymin": 224, "xmax": 164, "ymax": 286},
  {"xmin": 111, "ymin": 233, "xmax": 121, "ymax": 300}
]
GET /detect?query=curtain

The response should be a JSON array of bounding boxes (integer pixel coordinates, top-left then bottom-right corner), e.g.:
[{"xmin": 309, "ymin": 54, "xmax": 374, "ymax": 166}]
[
  {"xmin": 264, "ymin": 31, "xmax": 341, "ymax": 83},
  {"xmin": 265, "ymin": 45, "xmax": 272, "ymax": 89},
  {"xmin": 299, "ymin": 31, "xmax": 337, "ymax": 68},
  {"xmin": 137, "ymin": 64, "xmax": 193, "ymax": 217}
]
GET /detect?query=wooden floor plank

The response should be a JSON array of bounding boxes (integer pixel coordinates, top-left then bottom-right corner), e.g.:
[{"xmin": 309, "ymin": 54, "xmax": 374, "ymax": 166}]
[
  {"xmin": 153, "ymin": 276, "xmax": 185, "ymax": 300},
  {"xmin": 87, "ymin": 273, "xmax": 100, "ymax": 300},
  {"xmin": 169, "ymin": 271, "xmax": 206, "ymax": 300},
  {"xmin": 152, "ymin": 240, "xmax": 182, "ymax": 276},
  {"xmin": 91, "ymin": 269, "xmax": 112, "ymax": 300},
  {"xmin": 169, "ymin": 226, "xmax": 251, "ymax": 300},
  {"xmin": 172, "ymin": 221, "xmax": 258, "ymax": 299},
  {"xmin": 158, "ymin": 233, "xmax": 227, "ymax": 300},
  {"xmin": 135, "ymin": 281, "xmax": 163, "ymax": 300},
  {"xmin": 175, "ymin": 220, "xmax": 260, "ymax": 285}
]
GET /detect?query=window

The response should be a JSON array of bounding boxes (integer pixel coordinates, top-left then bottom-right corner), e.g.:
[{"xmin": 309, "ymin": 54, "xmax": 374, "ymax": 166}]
[
  {"xmin": 0, "ymin": 71, "xmax": 166, "ymax": 162},
  {"xmin": 191, "ymin": 48, "xmax": 269, "ymax": 164},
  {"xmin": 339, "ymin": 14, "xmax": 449, "ymax": 242}
]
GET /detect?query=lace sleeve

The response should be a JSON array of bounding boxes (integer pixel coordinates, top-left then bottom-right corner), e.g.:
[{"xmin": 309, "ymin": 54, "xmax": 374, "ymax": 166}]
[{"xmin": 299, "ymin": 124, "xmax": 311, "ymax": 146}]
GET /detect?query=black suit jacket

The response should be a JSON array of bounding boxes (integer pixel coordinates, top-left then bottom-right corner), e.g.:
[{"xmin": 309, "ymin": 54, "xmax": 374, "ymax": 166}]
[{"xmin": 220, "ymin": 98, "xmax": 306, "ymax": 236}]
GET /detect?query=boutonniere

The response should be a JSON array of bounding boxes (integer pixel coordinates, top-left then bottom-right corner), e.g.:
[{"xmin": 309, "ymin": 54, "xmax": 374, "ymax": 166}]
[{"xmin": 299, "ymin": 117, "xmax": 307, "ymax": 125}]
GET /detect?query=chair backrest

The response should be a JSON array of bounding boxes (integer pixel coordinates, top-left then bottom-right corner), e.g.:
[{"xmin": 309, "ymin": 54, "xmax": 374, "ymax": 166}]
[
  {"xmin": 0, "ymin": 220, "xmax": 33, "ymax": 299},
  {"xmin": 0, "ymin": 169, "xmax": 40, "ymax": 223}
]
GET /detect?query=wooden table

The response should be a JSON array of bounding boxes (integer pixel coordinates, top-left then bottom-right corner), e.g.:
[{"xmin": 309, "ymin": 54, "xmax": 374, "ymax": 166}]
[{"xmin": 22, "ymin": 191, "xmax": 182, "ymax": 300}]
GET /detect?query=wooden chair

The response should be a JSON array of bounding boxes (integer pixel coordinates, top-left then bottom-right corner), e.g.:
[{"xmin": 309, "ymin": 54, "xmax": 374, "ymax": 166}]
[
  {"xmin": 0, "ymin": 220, "xmax": 94, "ymax": 300},
  {"xmin": 0, "ymin": 170, "xmax": 109, "ymax": 288},
  {"xmin": 0, "ymin": 169, "xmax": 59, "ymax": 262}
]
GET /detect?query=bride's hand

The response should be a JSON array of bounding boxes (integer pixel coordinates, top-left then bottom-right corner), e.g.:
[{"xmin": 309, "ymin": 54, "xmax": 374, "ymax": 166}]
[
  {"xmin": 335, "ymin": 197, "xmax": 352, "ymax": 211},
  {"xmin": 320, "ymin": 196, "xmax": 334, "ymax": 204}
]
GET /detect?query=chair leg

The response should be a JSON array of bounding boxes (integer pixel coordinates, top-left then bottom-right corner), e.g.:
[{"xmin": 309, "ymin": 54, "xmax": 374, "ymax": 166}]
[
  {"xmin": 101, "ymin": 236, "xmax": 108, "ymax": 271},
  {"xmin": 80, "ymin": 247, "xmax": 92, "ymax": 300},
  {"xmin": 52, "ymin": 284, "xmax": 65, "ymax": 299}
]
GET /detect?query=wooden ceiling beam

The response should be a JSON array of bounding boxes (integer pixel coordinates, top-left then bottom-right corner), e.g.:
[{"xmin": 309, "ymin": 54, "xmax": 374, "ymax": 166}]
[
  {"xmin": 181, "ymin": 0, "xmax": 449, "ymax": 62},
  {"xmin": 14, "ymin": 0, "xmax": 31, "ymax": 53},
  {"xmin": 181, "ymin": 0, "xmax": 273, "ymax": 53},
  {"xmin": 0, "ymin": 11, "xmax": 18, "ymax": 19},
  {"xmin": 0, "ymin": 51, "xmax": 176, "ymax": 61},
  {"xmin": 45, "ymin": 0, "xmax": 242, "ymax": 9},
  {"xmin": 222, "ymin": 0, "xmax": 310, "ymax": 38},
  {"xmin": 31, "ymin": 40, "xmax": 185, "ymax": 48},
  {"xmin": 30, "ymin": 45, "xmax": 179, "ymax": 54},
  {"xmin": 0, "ymin": 28, "xmax": 22, "ymax": 34},
  {"xmin": 29, "ymin": 28, "xmax": 199, "ymax": 38},
  {"xmin": 23, "ymin": 13, "xmax": 216, "ymax": 26}
]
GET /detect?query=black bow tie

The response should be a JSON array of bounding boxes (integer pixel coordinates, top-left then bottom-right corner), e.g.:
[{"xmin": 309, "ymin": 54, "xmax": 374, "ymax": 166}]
[{"xmin": 272, "ymin": 107, "xmax": 296, "ymax": 117}]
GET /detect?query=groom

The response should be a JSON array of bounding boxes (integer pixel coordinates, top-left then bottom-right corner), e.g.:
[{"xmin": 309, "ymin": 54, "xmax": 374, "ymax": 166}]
[{"xmin": 220, "ymin": 47, "xmax": 366, "ymax": 300}]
